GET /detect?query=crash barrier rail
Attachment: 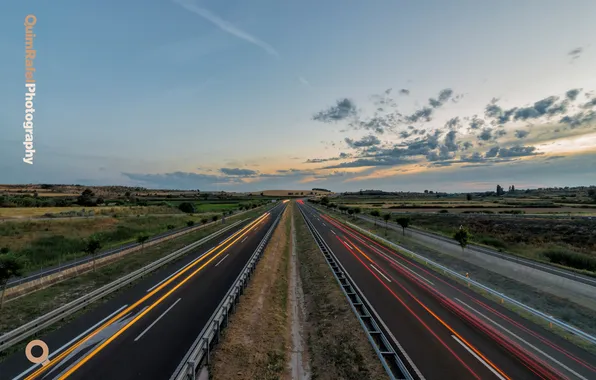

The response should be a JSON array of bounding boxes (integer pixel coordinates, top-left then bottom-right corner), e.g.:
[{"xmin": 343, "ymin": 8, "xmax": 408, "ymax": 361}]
[
  {"xmin": 343, "ymin": 219, "xmax": 596, "ymax": 347},
  {"xmin": 7, "ymin": 205, "xmax": 273, "ymax": 289},
  {"xmin": 298, "ymin": 205, "xmax": 414, "ymax": 380},
  {"xmin": 169, "ymin": 204, "xmax": 286, "ymax": 380},
  {"xmin": 0, "ymin": 218, "xmax": 248, "ymax": 352}
]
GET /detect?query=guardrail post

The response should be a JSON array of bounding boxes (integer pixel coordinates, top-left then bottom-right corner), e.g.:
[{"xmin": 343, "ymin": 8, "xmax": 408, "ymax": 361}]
[{"xmin": 186, "ymin": 361, "xmax": 196, "ymax": 380}]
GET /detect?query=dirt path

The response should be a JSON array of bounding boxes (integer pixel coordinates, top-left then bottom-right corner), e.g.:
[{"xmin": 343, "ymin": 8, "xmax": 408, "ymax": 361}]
[{"xmin": 289, "ymin": 212, "xmax": 311, "ymax": 379}]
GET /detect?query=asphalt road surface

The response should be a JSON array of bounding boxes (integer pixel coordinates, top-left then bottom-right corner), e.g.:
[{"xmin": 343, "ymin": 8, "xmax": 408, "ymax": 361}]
[
  {"xmin": 0, "ymin": 203, "xmax": 286, "ymax": 380},
  {"xmin": 298, "ymin": 201, "xmax": 596, "ymax": 380}
]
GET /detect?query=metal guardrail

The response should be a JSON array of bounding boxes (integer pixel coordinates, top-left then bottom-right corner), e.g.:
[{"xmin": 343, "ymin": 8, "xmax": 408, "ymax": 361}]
[
  {"xmin": 298, "ymin": 205, "xmax": 414, "ymax": 380},
  {"xmin": 169, "ymin": 205, "xmax": 286, "ymax": 380},
  {"xmin": 7, "ymin": 206, "xmax": 271, "ymax": 289},
  {"xmin": 0, "ymin": 218, "xmax": 247, "ymax": 352},
  {"xmin": 343, "ymin": 220, "xmax": 596, "ymax": 347}
]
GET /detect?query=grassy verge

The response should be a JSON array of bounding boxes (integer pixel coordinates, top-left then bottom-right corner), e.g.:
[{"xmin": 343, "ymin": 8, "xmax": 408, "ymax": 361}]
[
  {"xmin": 0, "ymin": 207, "xmax": 268, "ymax": 362},
  {"xmin": 210, "ymin": 205, "xmax": 291, "ymax": 380},
  {"xmin": 322, "ymin": 209, "xmax": 596, "ymax": 355},
  {"xmin": 293, "ymin": 204, "xmax": 388, "ymax": 380}
]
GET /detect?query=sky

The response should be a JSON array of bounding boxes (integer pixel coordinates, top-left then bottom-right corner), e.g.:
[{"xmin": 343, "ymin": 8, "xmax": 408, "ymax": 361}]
[{"xmin": 1, "ymin": 0, "xmax": 595, "ymax": 192}]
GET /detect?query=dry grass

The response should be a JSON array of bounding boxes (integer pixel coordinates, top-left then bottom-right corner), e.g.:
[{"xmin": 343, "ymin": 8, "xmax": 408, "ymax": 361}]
[
  {"xmin": 210, "ymin": 206, "xmax": 292, "ymax": 380},
  {"xmin": 293, "ymin": 203, "xmax": 388, "ymax": 380},
  {"xmin": 0, "ymin": 205, "xmax": 179, "ymax": 219},
  {"xmin": 248, "ymin": 190, "xmax": 332, "ymax": 197}
]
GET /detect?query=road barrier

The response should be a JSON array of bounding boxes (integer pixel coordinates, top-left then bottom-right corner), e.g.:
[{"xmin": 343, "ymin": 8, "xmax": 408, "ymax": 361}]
[
  {"xmin": 0, "ymin": 218, "xmax": 248, "ymax": 352},
  {"xmin": 343, "ymin": 219, "xmax": 596, "ymax": 347},
  {"xmin": 298, "ymin": 205, "xmax": 415, "ymax": 380},
  {"xmin": 169, "ymin": 204, "xmax": 286, "ymax": 380}
]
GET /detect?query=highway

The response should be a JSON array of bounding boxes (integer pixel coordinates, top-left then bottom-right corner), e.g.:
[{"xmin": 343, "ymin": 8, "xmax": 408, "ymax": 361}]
[
  {"xmin": 357, "ymin": 213, "xmax": 596, "ymax": 288},
  {"xmin": 0, "ymin": 202, "xmax": 286, "ymax": 380},
  {"xmin": 298, "ymin": 201, "xmax": 596, "ymax": 380}
]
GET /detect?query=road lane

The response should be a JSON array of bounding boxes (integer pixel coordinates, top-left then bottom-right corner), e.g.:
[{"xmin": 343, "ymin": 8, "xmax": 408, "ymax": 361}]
[
  {"xmin": 0, "ymin": 203, "xmax": 286, "ymax": 380},
  {"xmin": 298, "ymin": 202, "xmax": 596, "ymax": 380}
]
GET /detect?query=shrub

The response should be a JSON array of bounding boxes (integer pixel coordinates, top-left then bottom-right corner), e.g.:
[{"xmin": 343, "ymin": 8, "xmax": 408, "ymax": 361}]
[
  {"xmin": 186, "ymin": 220, "xmax": 195, "ymax": 227},
  {"xmin": 167, "ymin": 224, "xmax": 176, "ymax": 230},
  {"xmin": 178, "ymin": 202, "xmax": 196, "ymax": 213},
  {"xmin": 478, "ymin": 236, "xmax": 508, "ymax": 250},
  {"xmin": 542, "ymin": 248, "xmax": 596, "ymax": 272},
  {"xmin": 439, "ymin": 209, "xmax": 449, "ymax": 213}
]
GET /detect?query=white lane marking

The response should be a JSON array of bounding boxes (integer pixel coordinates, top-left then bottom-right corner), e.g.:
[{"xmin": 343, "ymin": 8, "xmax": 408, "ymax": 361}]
[
  {"xmin": 454, "ymin": 298, "xmax": 588, "ymax": 380},
  {"xmin": 344, "ymin": 241, "xmax": 354, "ymax": 250},
  {"xmin": 240, "ymin": 236, "xmax": 248, "ymax": 243},
  {"xmin": 134, "ymin": 298, "xmax": 182, "ymax": 342},
  {"xmin": 322, "ymin": 222, "xmax": 327, "ymax": 227},
  {"xmin": 146, "ymin": 246, "xmax": 217, "ymax": 292},
  {"xmin": 13, "ymin": 304, "xmax": 129, "ymax": 380},
  {"xmin": 451, "ymin": 335, "xmax": 506, "ymax": 380},
  {"xmin": 215, "ymin": 254, "xmax": 230, "ymax": 267},
  {"xmin": 366, "ymin": 242, "xmax": 435, "ymax": 286},
  {"xmin": 371, "ymin": 265, "xmax": 392, "ymax": 283},
  {"xmin": 331, "ymin": 230, "xmax": 336, "ymax": 235}
]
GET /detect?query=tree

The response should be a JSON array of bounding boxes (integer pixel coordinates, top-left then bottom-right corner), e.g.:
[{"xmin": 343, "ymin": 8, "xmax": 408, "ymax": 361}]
[
  {"xmin": 124, "ymin": 191, "xmax": 131, "ymax": 198},
  {"xmin": 178, "ymin": 202, "xmax": 196, "ymax": 213},
  {"xmin": 0, "ymin": 254, "xmax": 23, "ymax": 310},
  {"xmin": 588, "ymin": 189, "xmax": 596, "ymax": 202},
  {"xmin": 496, "ymin": 185, "xmax": 505, "ymax": 196},
  {"xmin": 466, "ymin": 193, "xmax": 472, "ymax": 201},
  {"xmin": 348, "ymin": 208, "xmax": 354, "ymax": 218},
  {"xmin": 424, "ymin": 189, "xmax": 429, "ymax": 194},
  {"xmin": 453, "ymin": 226, "xmax": 471, "ymax": 253},
  {"xmin": 167, "ymin": 224, "xmax": 175, "ymax": 230},
  {"xmin": 395, "ymin": 216, "xmax": 410, "ymax": 236},
  {"xmin": 137, "ymin": 234, "xmax": 149, "ymax": 254},
  {"xmin": 212, "ymin": 215, "xmax": 219, "ymax": 222},
  {"xmin": 187, "ymin": 220, "xmax": 195, "ymax": 227},
  {"xmin": 320, "ymin": 196, "xmax": 330, "ymax": 206},
  {"xmin": 201, "ymin": 217, "xmax": 209, "ymax": 224},
  {"xmin": 354, "ymin": 207, "xmax": 361, "ymax": 217},
  {"xmin": 370, "ymin": 210, "xmax": 381, "ymax": 225},
  {"xmin": 84, "ymin": 236, "xmax": 102, "ymax": 272},
  {"xmin": 383, "ymin": 213, "xmax": 391, "ymax": 234},
  {"xmin": 77, "ymin": 188, "xmax": 96, "ymax": 206},
  {"xmin": 96, "ymin": 197, "xmax": 105, "ymax": 205}
]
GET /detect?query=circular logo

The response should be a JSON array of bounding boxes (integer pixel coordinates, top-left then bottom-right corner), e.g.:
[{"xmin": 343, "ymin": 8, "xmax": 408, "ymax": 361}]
[{"xmin": 25, "ymin": 340, "xmax": 50, "ymax": 366}]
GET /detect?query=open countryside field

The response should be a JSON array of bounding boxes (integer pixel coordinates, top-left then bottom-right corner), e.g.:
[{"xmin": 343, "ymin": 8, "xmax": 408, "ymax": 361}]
[{"xmin": 0, "ymin": 205, "xmax": 178, "ymax": 219}]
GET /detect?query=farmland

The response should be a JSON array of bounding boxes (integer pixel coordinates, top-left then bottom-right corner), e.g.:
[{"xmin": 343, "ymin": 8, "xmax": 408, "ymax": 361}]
[{"xmin": 313, "ymin": 186, "xmax": 596, "ymax": 273}]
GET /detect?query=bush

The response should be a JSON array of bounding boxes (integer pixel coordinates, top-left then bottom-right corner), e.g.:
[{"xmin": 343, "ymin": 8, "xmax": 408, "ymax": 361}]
[
  {"xmin": 542, "ymin": 248, "xmax": 596, "ymax": 272},
  {"xmin": 201, "ymin": 218, "xmax": 209, "ymax": 224},
  {"xmin": 186, "ymin": 220, "xmax": 195, "ymax": 227},
  {"xmin": 478, "ymin": 236, "xmax": 508, "ymax": 250},
  {"xmin": 167, "ymin": 224, "xmax": 176, "ymax": 230},
  {"xmin": 439, "ymin": 209, "xmax": 449, "ymax": 213},
  {"xmin": 178, "ymin": 202, "xmax": 196, "ymax": 213}
]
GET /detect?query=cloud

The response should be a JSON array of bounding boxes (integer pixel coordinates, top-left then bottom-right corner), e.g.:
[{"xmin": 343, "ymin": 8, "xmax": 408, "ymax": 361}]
[
  {"xmin": 220, "ymin": 167, "xmax": 259, "ymax": 176},
  {"xmin": 478, "ymin": 128, "xmax": 493, "ymax": 141},
  {"xmin": 445, "ymin": 117, "xmax": 461, "ymax": 130},
  {"xmin": 313, "ymin": 98, "xmax": 358, "ymax": 123},
  {"xmin": 566, "ymin": 88, "xmax": 581, "ymax": 101},
  {"xmin": 428, "ymin": 88, "xmax": 454, "ymax": 109},
  {"xmin": 299, "ymin": 77, "xmax": 310, "ymax": 86},
  {"xmin": 568, "ymin": 47, "xmax": 583, "ymax": 60},
  {"xmin": 469, "ymin": 116, "xmax": 485, "ymax": 130},
  {"xmin": 323, "ymin": 156, "xmax": 415, "ymax": 169},
  {"xmin": 173, "ymin": 0, "xmax": 279, "ymax": 58},
  {"xmin": 497, "ymin": 145, "xmax": 541, "ymax": 158},
  {"xmin": 559, "ymin": 110, "xmax": 596, "ymax": 128},
  {"xmin": 404, "ymin": 107, "xmax": 433, "ymax": 123},
  {"xmin": 123, "ymin": 171, "xmax": 236, "ymax": 189},
  {"xmin": 515, "ymin": 130, "xmax": 530, "ymax": 139},
  {"xmin": 484, "ymin": 146, "xmax": 500, "ymax": 158},
  {"xmin": 345, "ymin": 135, "xmax": 381, "ymax": 148},
  {"xmin": 399, "ymin": 89, "xmax": 410, "ymax": 95},
  {"xmin": 485, "ymin": 95, "xmax": 568, "ymax": 125},
  {"xmin": 305, "ymin": 152, "xmax": 352, "ymax": 163},
  {"xmin": 582, "ymin": 98, "xmax": 596, "ymax": 109}
]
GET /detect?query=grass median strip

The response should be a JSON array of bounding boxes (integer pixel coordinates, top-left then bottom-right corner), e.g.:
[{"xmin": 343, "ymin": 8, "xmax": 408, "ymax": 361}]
[
  {"xmin": 210, "ymin": 204, "xmax": 292, "ymax": 379},
  {"xmin": 0, "ymin": 208, "xmax": 266, "ymax": 362},
  {"xmin": 293, "ymin": 203, "xmax": 388, "ymax": 380}
]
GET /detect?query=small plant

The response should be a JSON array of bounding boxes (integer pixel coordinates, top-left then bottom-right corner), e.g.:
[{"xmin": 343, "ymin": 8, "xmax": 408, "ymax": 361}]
[
  {"xmin": 186, "ymin": 220, "xmax": 195, "ymax": 227},
  {"xmin": 395, "ymin": 216, "xmax": 411, "ymax": 236},
  {"xmin": 453, "ymin": 226, "xmax": 471, "ymax": 253},
  {"xmin": 84, "ymin": 236, "xmax": 102, "ymax": 272}
]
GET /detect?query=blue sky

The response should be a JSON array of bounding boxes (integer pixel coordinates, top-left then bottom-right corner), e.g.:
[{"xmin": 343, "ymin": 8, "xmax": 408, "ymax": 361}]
[{"xmin": 2, "ymin": 0, "xmax": 595, "ymax": 192}]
